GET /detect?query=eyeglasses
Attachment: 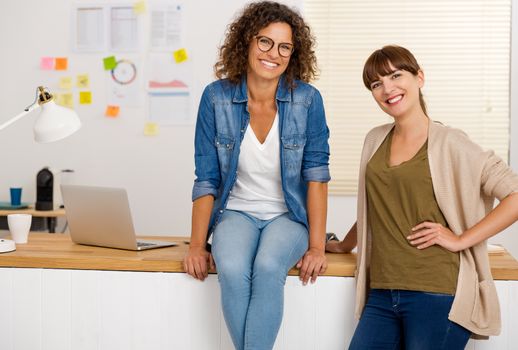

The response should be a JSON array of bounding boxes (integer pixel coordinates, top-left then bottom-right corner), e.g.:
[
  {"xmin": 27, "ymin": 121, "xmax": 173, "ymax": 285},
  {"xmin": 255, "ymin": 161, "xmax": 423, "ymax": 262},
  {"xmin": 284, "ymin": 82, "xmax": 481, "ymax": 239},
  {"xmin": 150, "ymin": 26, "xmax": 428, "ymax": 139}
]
[{"xmin": 255, "ymin": 35, "xmax": 294, "ymax": 58}]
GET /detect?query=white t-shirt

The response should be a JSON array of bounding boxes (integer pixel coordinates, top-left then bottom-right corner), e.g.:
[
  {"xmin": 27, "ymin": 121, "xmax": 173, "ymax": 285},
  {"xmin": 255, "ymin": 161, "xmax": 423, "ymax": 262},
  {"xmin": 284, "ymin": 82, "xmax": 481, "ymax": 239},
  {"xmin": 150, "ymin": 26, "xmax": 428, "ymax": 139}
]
[{"xmin": 226, "ymin": 114, "xmax": 288, "ymax": 220}]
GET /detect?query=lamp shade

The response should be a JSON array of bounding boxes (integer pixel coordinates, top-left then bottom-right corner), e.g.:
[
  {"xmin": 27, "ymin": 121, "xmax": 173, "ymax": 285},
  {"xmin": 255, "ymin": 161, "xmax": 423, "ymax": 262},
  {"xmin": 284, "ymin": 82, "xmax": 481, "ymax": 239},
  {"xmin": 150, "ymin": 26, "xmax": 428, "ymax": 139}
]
[{"xmin": 33, "ymin": 101, "xmax": 81, "ymax": 143}]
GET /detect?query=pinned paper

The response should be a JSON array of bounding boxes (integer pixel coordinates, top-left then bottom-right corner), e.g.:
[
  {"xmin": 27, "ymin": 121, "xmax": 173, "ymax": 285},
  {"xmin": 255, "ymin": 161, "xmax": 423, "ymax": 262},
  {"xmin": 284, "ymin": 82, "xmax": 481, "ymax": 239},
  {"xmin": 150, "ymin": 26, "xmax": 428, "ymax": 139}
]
[
  {"xmin": 103, "ymin": 56, "xmax": 117, "ymax": 70},
  {"xmin": 55, "ymin": 57, "xmax": 68, "ymax": 70},
  {"xmin": 133, "ymin": 0, "xmax": 146, "ymax": 14},
  {"xmin": 59, "ymin": 77, "xmax": 73, "ymax": 90},
  {"xmin": 105, "ymin": 105, "xmax": 120, "ymax": 117},
  {"xmin": 55, "ymin": 93, "xmax": 74, "ymax": 108},
  {"xmin": 143, "ymin": 122, "xmax": 159, "ymax": 136},
  {"xmin": 77, "ymin": 74, "xmax": 90, "ymax": 88},
  {"xmin": 79, "ymin": 91, "xmax": 92, "ymax": 104},
  {"xmin": 173, "ymin": 48, "xmax": 188, "ymax": 63},
  {"xmin": 40, "ymin": 57, "xmax": 54, "ymax": 70}
]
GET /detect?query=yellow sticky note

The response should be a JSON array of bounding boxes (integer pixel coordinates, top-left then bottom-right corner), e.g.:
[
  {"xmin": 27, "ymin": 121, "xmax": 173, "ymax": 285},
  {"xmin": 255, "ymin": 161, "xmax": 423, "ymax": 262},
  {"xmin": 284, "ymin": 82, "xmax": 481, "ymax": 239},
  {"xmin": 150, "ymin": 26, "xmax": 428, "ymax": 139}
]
[
  {"xmin": 79, "ymin": 91, "xmax": 92, "ymax": 104},
  {"xmin": 59, "ymin": 77, "xmax": 73, "ymax": 90},
  {"xmin": 77, "ymin": 74, "xmax": 90, "ymax": 88},
  {"xmin": 55, "ymin": 93, "xmax": 74, "ymax": 108},
  {"xmin": 55, "ymin": 57, "xmax": 68, "ymax": 70},
  {"xmin": 173, "ymin": 48, "xmax": 188, "ymax": 63},
  {"xmin": 143, "ymin": 122, "xmax": 159, "ymax": 136},
  {"xmin": 62, "ymin": 93, "xmax": 74, "ymax": 108},
  {"xmin": 105, "ymin": 105, "xmax": 120, "ymax": 118},
  {"xmin": 133, "ymin": 0, "xmax": 146, "ymax": 14}
]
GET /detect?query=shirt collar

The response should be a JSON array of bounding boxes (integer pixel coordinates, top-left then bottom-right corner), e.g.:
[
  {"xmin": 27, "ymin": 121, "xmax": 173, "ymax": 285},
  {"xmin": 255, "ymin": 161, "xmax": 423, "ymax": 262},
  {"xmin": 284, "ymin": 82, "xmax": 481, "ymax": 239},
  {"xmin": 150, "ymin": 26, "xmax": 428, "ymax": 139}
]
[{"xmin": 232, "ymin": 75, "xmax": 292, "ymax": 103}]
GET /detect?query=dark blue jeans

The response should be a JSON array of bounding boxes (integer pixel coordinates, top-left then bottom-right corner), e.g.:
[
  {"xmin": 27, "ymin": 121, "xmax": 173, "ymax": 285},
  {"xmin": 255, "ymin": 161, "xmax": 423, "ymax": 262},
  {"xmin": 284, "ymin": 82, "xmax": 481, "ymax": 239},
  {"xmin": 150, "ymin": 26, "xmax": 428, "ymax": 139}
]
[{"xmin": 349, "ymin": 289, "xmax": 471, "ymax": 350}]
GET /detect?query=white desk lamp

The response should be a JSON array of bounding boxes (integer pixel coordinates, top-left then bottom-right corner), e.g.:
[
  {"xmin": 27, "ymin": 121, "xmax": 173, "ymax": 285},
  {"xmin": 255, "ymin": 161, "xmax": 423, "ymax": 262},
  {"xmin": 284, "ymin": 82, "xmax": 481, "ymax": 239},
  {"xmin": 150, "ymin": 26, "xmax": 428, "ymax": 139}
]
[
  {"xmin": 0, "ymin": 86, "xmax": 81, "ymax": 142},
  {"xmin": 0, "ymin": 86, "xmax": 81, "ymax": 253}
]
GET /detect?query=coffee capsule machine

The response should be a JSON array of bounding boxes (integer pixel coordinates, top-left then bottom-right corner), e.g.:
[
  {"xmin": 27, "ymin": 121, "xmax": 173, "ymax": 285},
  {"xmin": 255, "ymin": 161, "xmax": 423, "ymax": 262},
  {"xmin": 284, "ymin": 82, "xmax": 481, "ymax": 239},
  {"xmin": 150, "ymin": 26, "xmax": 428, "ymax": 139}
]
[{"xmin": 36, "ymin": 167, "xmax": 62, "ymax": 210}]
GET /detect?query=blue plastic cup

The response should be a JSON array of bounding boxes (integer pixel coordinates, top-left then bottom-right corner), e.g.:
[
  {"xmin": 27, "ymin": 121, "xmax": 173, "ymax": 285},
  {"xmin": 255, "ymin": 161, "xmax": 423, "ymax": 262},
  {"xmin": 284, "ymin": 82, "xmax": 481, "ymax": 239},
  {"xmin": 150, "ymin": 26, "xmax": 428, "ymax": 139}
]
[{"xmin": 10, "ymin": 187, "xmax": 22, "ymax": 206}]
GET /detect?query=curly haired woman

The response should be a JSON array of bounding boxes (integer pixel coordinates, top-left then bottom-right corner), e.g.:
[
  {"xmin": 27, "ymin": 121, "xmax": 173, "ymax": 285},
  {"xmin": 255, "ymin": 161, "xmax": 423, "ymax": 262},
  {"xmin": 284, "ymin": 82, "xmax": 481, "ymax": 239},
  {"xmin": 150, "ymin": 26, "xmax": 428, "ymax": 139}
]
[{"xmin": 183, "ymin": 2, "xmax": 330, "ymax": 349}]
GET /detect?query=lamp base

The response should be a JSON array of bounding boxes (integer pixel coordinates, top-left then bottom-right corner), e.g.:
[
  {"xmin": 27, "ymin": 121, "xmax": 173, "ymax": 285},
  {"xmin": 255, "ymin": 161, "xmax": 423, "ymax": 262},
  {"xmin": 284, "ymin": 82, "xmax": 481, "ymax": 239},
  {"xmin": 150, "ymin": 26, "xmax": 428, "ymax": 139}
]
[{"xmin": 0, "ymin": 239, "xmax": 16, "ymax": 253}]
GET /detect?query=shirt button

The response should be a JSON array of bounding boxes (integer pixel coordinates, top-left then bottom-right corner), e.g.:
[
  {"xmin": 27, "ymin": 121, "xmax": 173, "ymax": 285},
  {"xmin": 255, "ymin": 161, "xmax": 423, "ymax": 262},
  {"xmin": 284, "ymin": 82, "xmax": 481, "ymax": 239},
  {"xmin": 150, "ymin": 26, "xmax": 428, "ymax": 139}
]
[{"xmin": 219, "ymin": 210, "xmax": 223, "ymax": 213}]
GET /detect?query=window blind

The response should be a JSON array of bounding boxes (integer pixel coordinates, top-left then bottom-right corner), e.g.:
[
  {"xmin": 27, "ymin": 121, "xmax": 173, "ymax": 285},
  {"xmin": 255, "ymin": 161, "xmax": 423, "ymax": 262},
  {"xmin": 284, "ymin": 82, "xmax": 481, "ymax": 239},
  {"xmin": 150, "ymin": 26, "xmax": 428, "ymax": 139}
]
[{"xmin": 304, "ymin": 0, "xmax": 511, "ymax": 194}]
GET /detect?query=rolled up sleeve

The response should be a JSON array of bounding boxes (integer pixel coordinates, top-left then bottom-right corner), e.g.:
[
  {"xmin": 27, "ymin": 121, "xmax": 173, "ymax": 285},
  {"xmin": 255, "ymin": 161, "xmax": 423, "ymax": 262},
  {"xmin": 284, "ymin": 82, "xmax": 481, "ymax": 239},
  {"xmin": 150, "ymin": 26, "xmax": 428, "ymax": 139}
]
[
  {"xmin": 192, "ymin": 180, "xmax": 218, "ymax": 201},
  {"xmin": 481, "ymin": 151, "xmax": 518, "ymax": 201},
  {"xmin": 302, "ymin": 165, "xmax": 331, "ymax": 182}
]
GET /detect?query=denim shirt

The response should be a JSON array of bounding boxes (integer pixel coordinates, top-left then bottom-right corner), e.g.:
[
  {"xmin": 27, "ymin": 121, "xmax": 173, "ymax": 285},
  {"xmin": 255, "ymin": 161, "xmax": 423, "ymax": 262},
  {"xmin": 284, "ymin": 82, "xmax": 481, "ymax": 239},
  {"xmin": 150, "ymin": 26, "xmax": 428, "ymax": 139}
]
[{"xmin": 192, "ymin": 76, "xmax": 330, "ymax": 238}]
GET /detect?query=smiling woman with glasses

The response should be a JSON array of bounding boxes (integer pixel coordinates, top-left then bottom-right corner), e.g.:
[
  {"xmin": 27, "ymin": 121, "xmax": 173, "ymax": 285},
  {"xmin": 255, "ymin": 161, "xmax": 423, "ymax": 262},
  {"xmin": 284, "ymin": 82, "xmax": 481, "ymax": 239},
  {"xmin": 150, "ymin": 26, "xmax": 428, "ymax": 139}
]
[{"xmin": 183, "ymin": 1, "xmax": 330, "ymax": 350}]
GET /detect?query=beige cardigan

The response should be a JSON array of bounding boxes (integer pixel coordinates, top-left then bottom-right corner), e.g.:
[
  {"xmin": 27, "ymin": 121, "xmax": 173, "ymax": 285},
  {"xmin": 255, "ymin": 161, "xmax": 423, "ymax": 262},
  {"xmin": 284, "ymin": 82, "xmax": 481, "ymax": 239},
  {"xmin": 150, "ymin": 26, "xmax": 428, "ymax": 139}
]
[{"xmin": 355, "ymin": 120, "xmax": 518, "ymax": 337}]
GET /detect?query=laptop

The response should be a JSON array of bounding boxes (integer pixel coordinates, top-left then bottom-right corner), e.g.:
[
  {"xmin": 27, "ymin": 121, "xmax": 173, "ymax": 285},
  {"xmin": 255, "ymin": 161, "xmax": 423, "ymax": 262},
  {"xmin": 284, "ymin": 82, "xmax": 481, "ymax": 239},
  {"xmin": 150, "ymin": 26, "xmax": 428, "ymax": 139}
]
[{"xmin": 61, "ymin": 185, "xmax": 177, "ymax": 251}]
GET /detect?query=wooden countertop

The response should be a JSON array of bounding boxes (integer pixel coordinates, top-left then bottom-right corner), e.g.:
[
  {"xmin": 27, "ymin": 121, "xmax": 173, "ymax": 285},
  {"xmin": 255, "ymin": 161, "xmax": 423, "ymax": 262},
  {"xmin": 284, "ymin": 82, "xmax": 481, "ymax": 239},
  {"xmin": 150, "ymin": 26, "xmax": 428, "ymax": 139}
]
[
  {"xmin": 0, "ymin": 207, "xmax": 66, "ymax": 217},
  {"xmin": 0, "ymin": 233, "xmax": 517, "ymax": 279}
]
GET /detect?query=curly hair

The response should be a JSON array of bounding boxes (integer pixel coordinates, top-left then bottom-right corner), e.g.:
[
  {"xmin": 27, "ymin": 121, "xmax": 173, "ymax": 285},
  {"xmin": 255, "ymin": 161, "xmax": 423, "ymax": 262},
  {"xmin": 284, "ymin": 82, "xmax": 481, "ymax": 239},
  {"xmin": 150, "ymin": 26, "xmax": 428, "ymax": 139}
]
[{"xmin": 214, "ymin": 1, "xmax": 318, "ymax": 87}]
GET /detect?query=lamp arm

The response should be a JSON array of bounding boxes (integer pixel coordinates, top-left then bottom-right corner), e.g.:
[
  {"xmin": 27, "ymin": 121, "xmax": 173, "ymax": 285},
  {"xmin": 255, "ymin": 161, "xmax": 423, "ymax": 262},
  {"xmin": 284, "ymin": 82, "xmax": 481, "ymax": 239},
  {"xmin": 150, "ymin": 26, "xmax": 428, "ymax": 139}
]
[
  {"xmin": 0, "ymin": 86, "xmax": 47, "ymax": 131},
  {"xmin": 0, "ymin": 102, "xmax": 41, "ymax": 131}
]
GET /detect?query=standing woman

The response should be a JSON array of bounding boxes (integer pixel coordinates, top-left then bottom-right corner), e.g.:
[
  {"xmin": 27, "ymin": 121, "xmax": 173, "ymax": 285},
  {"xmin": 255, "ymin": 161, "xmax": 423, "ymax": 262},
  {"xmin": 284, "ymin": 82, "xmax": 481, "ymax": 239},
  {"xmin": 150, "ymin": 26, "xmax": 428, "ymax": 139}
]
[
  {"xmin": 326, "ymin": 45, "xmax": 518, "ymax": 349},
  {"xmin": 183, "ymin": 2, "xmax": 330, "ymax": 349}
]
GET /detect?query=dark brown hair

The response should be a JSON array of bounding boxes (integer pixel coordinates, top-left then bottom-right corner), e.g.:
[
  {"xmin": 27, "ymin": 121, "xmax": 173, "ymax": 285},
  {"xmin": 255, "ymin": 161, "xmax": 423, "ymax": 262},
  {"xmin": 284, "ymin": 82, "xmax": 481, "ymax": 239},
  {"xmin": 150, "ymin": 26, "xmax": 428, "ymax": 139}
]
[
  {"xmin": 363, "ymin": 45, "xmax": 427, "ymax": 116},
  {"xmin": 214, "ymin": 1, "xmax": 317, "ymax": 87}
]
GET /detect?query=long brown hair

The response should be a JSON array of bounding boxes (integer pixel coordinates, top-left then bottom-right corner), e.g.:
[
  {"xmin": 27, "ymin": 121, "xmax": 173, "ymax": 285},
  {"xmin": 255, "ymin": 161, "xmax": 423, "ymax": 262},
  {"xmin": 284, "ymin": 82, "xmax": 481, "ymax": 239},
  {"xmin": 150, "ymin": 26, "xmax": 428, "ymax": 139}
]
[
  {"xmin": 214, "ymin": 1, "xmax": 318, "ymax": 87},
  {"xmin": 362, "ymin": 45, "xmax": 427, "ymax": 116}
]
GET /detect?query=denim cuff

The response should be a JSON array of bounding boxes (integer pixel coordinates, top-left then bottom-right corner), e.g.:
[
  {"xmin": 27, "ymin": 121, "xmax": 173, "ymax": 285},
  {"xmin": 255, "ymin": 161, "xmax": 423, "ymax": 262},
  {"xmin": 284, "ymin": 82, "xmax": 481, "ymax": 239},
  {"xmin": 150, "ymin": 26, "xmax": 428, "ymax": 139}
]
[
  {"xmin": 302, "ymin": 165, "xmax": 331, "ymax": 183},
  {"xmin": 192, "ymin": 180, "xmax": 218, "ymax": 201}
]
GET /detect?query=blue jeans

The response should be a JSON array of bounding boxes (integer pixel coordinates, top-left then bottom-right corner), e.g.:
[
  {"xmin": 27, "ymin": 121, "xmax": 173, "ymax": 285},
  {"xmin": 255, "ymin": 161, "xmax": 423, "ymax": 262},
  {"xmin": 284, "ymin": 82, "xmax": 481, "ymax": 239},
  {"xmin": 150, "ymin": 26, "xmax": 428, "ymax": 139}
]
[
  {"xmin": 211, "ymin": 210, "xmax": 308, "ymax": 350},
  {"xmin": 349, "ymin": 289, "xmax": 471, "ymax": 350}
]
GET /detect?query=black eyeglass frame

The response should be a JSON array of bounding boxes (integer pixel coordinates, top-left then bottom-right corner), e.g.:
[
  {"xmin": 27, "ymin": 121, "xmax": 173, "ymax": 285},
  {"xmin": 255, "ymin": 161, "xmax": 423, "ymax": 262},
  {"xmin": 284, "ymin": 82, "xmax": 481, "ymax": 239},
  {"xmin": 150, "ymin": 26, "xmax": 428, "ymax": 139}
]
[{"xmin": 254, "ymin": 35, "xmax": 294, "ymax": 58}]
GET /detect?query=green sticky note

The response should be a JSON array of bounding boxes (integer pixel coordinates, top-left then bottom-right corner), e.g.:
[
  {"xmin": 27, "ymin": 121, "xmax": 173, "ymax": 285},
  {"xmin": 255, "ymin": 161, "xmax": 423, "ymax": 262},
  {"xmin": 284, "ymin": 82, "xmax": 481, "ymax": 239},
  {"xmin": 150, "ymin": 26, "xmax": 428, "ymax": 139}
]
[{"xmin": 103, "ymin": 56, "xmax": 117, "ymax": 70}]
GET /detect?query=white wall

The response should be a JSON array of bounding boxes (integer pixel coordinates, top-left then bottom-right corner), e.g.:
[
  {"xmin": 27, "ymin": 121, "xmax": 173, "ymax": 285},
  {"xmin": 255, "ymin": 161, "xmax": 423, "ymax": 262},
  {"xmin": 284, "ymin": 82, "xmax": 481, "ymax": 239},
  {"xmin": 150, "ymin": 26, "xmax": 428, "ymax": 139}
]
[
  {"xmin": 0, "ymin": 0, "xmax": 516, "ymax": 257},
  {"xmin": 0, "ymin": 0, "xmax": 297, "ymax": 236},
  {"xmin": 504, "ymin": 0, "xmax": 518, "ymax": 258}
]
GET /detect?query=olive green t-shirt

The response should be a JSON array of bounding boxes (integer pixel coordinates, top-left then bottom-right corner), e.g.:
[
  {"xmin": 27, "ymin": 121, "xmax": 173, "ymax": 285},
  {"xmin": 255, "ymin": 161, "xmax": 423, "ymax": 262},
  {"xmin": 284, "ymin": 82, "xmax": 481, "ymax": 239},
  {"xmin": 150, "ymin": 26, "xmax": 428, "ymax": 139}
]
[{"xmin": 366, "ymin": 129, "xmax": 459, "ymax": 295}]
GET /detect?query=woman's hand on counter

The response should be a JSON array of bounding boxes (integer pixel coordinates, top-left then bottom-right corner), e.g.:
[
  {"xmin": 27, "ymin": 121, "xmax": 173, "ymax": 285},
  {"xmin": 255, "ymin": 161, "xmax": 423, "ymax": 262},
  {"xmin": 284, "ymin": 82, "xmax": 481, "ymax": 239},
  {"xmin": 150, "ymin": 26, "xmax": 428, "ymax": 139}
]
[
  {"xmin": 183, "ymin": 246, "xmax": 215, "ymax": 281},
  {"xmin": 297, "ymin": 247, "xmax": 327, "ymax": 285},
  {"xmin": 325, "ymin": 222, "xmax": 358, "ymax": 254},
  {"xmin": 325, "ymin": 240, "xmax": 350, "ymax": 253}
]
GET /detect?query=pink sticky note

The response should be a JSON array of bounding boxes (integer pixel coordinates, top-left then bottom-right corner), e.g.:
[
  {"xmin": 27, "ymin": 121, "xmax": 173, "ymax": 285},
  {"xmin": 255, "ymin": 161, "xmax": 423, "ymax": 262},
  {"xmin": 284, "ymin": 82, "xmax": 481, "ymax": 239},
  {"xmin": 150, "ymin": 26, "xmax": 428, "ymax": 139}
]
[{"xmin": 40, "ymin": 57, "xmax": 54, "ymax": 70}]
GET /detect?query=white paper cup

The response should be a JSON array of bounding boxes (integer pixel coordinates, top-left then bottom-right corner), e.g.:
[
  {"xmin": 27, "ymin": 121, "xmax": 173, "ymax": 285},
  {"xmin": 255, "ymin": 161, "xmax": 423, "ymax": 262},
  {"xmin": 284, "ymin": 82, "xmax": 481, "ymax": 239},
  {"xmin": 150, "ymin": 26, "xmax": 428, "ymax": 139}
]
[{"xmin": 7, "ymin": 214, "xmax": 32, "ymax": 244}]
